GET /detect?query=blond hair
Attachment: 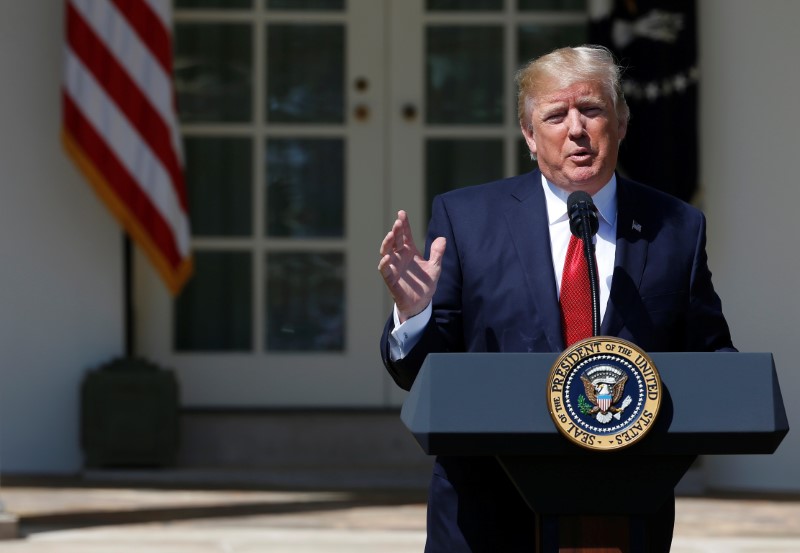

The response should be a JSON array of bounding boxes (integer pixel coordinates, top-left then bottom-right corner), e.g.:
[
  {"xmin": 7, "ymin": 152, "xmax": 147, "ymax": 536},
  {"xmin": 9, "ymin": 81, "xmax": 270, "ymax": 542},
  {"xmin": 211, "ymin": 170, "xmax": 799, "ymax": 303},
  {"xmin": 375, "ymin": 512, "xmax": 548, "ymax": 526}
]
[{"xmin": 516, "ymin": 45, "xmax": 629, "ymax": 132}]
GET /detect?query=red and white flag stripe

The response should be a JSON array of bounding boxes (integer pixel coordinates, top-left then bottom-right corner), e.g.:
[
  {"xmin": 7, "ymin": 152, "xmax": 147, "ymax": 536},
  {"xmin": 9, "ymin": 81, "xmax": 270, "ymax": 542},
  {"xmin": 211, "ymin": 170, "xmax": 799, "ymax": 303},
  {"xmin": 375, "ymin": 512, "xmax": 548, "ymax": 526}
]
[{"xmin": 62, "ymin": 0, "xmax": 191, "ymax": 294}]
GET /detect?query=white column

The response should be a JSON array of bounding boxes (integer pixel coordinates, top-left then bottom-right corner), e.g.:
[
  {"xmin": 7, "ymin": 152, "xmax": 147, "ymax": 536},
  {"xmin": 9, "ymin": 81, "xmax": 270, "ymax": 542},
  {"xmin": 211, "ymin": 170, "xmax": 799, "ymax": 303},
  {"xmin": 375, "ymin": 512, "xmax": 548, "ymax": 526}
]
[
  {"xmin": 0, "ymin": 1, "xmax": 123, "ymax": 475},
  {"xmin": 699, "ymin": 0, "xmax": 800, "ymax": 492}
]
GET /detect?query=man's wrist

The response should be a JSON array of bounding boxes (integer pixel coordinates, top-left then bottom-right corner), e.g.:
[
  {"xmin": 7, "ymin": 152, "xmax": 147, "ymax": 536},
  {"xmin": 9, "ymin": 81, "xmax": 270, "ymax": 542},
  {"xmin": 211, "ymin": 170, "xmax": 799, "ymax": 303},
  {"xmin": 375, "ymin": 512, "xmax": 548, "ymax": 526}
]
[
  {"xmin": 397, "ymin": 304, "xmax": 427, "ymax": 324},
  {"xmin": 389, "ymin": 302, "xmax": 432, "ymax": 360}
]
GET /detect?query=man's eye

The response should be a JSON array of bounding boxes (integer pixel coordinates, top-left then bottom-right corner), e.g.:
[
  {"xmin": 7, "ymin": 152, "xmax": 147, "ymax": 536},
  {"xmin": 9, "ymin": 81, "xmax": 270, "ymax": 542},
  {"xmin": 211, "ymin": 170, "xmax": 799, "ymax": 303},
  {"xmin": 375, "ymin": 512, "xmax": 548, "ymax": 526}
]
[
  {"xmin": 546, "ymin": 113, "xmax": 565, "ymax": 123},
  {"xmin": 582, "ymin": 107, "xmax": 602, "ymax": 116}
]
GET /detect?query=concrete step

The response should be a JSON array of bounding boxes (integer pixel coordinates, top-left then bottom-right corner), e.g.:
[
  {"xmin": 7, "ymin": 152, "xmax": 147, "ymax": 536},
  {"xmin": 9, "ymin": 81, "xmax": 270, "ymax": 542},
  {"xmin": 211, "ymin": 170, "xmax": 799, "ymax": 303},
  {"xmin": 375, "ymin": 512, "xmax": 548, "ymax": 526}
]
[
  {"xmin": 81, "ymin": 409, "xmax": 706, "ymax": 493},
  {"xmin": 87, "ymin": 410, "xmax": 433, "ymax": 490}
]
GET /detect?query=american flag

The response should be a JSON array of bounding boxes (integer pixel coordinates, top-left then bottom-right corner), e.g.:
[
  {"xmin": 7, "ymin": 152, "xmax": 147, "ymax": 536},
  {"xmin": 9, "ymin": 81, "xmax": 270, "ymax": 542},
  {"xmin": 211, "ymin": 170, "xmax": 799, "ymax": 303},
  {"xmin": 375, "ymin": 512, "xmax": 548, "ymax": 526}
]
[{"xmin": 62, "ymin": 0, "xmax": 191, "ymax": 294}]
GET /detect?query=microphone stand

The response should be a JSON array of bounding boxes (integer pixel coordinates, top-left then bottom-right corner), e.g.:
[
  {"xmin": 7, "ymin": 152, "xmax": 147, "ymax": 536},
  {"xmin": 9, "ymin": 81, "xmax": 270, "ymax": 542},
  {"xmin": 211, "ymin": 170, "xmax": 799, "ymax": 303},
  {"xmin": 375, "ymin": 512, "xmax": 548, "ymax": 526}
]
[{"xmin": 578, "ymin": 211, "xmax": 601, "ymax": 337}]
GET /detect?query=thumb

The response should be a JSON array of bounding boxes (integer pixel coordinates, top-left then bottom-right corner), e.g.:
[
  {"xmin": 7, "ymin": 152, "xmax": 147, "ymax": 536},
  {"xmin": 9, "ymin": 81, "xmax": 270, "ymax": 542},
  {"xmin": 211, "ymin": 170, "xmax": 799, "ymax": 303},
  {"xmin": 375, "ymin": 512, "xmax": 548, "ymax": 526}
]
[{"xmin": 428, "ymin": 237, "xmax": 447, "ymax": 266}]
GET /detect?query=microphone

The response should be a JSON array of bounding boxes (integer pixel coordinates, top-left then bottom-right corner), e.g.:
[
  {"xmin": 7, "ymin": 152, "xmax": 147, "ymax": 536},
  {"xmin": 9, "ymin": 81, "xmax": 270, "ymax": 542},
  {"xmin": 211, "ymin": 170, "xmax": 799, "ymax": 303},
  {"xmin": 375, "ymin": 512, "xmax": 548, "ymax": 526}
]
[
  {"xmin": 567, "ymin": 191, "xmax": 599, "ymax": 239},
  {"xmin": 566, "ymin": 191, "xmax": 601, "ymax": 337}
]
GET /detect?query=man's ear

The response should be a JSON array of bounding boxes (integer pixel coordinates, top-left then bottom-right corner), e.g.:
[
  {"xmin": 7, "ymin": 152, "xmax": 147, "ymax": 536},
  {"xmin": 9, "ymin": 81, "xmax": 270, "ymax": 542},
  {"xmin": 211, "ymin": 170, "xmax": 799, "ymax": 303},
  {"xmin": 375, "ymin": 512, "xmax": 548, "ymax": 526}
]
[
  {"xmin": 617, "ymin": 116, "xmax": 628, "ymax": 141},
  {"xmin": 521, "ymin": 123, "xmax": 537, "ymax": 157}
]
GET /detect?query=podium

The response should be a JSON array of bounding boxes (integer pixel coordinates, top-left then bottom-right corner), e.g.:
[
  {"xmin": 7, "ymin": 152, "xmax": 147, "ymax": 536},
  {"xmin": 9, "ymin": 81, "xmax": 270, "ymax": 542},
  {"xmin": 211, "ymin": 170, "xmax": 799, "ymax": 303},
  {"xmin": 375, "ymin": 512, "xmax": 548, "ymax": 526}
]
[{"xmin": 401, "ymin": 352, "xmax": 789, "ymax": 552}]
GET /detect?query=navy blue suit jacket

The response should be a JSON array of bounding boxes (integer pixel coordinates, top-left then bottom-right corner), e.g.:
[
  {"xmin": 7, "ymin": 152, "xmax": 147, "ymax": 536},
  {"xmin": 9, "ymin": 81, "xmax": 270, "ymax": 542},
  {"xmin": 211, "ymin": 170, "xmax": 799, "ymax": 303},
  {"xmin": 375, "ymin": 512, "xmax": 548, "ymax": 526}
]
[{"xmin": 380, "ymin": 170, "xmax": 734, "ymax": 552}]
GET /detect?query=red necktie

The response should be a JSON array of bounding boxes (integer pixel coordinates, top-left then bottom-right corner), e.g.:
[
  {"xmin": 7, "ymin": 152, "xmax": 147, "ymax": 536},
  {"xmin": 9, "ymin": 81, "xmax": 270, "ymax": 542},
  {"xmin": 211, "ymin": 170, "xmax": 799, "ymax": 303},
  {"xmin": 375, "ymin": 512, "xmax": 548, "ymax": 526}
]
[{"xmin": 560, "ymin": 234, "xmax": 593, "ymax": 347}]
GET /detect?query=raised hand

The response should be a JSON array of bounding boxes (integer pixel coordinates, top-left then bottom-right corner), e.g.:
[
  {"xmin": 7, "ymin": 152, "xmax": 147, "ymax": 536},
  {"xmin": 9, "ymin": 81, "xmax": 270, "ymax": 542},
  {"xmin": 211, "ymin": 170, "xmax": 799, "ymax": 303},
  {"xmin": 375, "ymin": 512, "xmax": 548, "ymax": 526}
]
[{"xmin": 378, "ymin": 210, "xmax": 446, "ymax": 323}]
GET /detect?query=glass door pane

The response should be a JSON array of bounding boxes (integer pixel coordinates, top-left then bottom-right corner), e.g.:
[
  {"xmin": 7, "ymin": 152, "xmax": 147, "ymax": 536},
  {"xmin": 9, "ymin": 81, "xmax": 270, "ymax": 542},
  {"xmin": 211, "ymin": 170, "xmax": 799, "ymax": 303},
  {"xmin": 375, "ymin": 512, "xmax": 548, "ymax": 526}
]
[
  {"xmin": 426, "ymin": 26, "xmax": 504, "ymax": 124},
  {"xmin": 266, "ymin": 252, "xmax": 345, "ymax": 351},
  {"xmin": 174, "ymin": 23, "xmax": 252, "ymax": 123},
  {"xmin": 175, "ymin": 251, "xmax": 253, "ymax": 351},
  {"xmin": 185, "ymin": 137, "xmax": 252, "ymax": 237},
  {"xmin": 425, "ymin": 139, "xmax": 504, "ymax": 216},
  {"xmin": 266, "ymin": 138, "xmax": 344, "ymax": 238},
  {"xmin": 266, "ymin": 24, "xmax": 345, "ymax": 123},
  {"xmin": 517, "ymin": 23, "xmax": 586, "ymax": 62}
]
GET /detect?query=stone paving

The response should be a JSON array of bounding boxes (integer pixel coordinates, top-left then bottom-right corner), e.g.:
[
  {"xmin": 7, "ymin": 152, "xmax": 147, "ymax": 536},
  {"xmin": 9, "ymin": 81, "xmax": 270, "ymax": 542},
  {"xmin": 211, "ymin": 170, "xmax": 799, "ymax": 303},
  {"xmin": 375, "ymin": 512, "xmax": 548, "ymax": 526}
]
[{"xmin": 0, "ymin": 481, "xmax": 799, "ymax": 552}]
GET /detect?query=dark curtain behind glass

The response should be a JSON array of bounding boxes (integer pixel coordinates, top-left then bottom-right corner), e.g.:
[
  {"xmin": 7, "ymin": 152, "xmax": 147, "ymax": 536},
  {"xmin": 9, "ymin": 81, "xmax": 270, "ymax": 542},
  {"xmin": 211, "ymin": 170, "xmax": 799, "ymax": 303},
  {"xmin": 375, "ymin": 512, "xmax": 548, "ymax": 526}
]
[{"xmin": 589, "ymin": 0, "xmax": 698, "ymax": 202}]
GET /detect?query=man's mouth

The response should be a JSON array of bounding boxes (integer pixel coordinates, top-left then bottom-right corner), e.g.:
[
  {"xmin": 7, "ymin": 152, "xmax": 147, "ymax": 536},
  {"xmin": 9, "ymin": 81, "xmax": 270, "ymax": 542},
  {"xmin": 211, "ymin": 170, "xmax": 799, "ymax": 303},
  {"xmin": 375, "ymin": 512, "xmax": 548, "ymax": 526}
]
[{"xmin": 568, "ymin": 149, "xmax": 592, "ymax": 161}]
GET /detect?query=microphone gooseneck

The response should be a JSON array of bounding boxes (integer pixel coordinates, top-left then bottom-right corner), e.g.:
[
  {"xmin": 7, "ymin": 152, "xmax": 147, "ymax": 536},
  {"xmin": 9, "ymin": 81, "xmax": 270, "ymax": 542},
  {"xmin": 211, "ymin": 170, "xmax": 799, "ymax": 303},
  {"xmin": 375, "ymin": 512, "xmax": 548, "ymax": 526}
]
[{"xmin": 566, "ymin": 191, "xmax": 601, "ymax": 337}]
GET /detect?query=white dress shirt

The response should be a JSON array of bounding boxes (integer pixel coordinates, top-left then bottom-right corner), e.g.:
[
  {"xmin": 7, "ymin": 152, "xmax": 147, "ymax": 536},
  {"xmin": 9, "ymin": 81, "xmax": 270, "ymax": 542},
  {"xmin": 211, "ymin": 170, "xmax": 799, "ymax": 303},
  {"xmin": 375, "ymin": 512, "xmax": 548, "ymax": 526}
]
[
  {"xmin": 389, "ymin": 174, "xmax": 618, "ymax": 360},
  {"xmin": 543, "ymin": 174, "xmax": 617, "ymax": 322}
]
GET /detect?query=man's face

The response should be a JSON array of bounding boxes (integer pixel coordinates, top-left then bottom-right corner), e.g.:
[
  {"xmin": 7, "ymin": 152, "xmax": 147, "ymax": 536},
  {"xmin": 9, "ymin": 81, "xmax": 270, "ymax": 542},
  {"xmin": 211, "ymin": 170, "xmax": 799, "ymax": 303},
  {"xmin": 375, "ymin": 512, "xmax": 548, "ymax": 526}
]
[{"xmin": 521, "ymin": 78, "xmax": 627, "ymax": 195}]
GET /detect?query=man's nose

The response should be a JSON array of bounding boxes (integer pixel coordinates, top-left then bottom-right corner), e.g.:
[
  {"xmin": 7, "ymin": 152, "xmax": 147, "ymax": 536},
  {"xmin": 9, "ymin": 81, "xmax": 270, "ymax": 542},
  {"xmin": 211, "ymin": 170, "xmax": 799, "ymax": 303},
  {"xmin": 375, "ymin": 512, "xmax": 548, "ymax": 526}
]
[{"xmin": 567, "ymin": 110, "xmax": 586, "ymax": 138}]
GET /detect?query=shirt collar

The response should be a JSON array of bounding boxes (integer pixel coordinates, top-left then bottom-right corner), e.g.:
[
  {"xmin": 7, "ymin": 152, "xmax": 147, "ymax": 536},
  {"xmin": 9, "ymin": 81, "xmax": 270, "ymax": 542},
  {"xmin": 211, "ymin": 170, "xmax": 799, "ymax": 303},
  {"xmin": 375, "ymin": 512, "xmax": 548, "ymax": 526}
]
[{"xmin": 541, "ymin": 173, "xmax": 618, "ymax": 227}]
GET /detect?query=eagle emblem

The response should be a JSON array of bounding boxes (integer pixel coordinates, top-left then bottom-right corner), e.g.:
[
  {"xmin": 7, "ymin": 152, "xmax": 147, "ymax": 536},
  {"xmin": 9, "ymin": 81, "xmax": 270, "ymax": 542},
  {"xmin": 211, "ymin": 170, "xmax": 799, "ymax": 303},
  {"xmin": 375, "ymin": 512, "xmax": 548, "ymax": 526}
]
[
  {"xmin": 547, "ymin": 337, "xmax": 662, "ymax": 451},
  {"xmin": 580, "ymin": 365, "xmax": 633, "ymax": 424}
]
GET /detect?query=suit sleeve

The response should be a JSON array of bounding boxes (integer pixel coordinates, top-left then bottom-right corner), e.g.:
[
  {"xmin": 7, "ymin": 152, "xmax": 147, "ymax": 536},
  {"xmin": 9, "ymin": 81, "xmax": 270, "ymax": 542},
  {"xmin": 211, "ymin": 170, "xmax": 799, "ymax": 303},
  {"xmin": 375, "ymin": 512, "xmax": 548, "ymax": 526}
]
[
  {"xmin": 686, "ymin": 213, "xmax": 737, "ymax": 352},
  {"xmin": 379, "ymin": 195, "xmax": 466, "ymax": 390}
]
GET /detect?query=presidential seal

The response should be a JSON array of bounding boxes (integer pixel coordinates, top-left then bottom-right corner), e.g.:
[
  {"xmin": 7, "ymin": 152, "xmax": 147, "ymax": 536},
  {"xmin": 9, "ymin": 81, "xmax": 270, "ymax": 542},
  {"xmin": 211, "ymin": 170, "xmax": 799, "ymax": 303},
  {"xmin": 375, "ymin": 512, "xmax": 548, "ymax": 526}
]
[{"xmin": 546, "ymin": 337, "xmax": 662, "ymax": 451}]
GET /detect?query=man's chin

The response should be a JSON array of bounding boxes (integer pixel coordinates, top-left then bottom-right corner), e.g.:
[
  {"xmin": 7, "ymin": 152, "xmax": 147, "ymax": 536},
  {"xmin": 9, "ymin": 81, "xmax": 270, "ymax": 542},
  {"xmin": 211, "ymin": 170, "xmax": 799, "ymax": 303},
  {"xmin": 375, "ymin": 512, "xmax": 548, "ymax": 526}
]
[{"xmin": 558, "ymin": 171, "xmax": 608, "ymax": 194}]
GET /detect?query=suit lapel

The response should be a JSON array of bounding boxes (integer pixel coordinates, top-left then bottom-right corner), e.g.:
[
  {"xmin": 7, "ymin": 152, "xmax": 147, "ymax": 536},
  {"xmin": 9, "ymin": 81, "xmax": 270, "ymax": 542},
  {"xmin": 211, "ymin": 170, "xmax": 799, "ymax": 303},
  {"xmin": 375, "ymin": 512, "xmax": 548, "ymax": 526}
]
[
  {"xmin": 504, "ymin": 171, "xmax": 565, "ymax": 351},
  {"xmin": 602, "ymin": 177, "xmax": 649, "ymax": 336}
]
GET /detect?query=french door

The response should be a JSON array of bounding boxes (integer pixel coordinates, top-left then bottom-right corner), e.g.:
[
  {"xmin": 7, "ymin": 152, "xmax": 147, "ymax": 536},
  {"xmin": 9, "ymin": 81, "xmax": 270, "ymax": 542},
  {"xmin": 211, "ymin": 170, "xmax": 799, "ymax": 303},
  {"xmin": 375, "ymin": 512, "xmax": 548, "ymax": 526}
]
[{"xmin": 135, "ymin": 0, "xmax": 586, "ymax": 407}]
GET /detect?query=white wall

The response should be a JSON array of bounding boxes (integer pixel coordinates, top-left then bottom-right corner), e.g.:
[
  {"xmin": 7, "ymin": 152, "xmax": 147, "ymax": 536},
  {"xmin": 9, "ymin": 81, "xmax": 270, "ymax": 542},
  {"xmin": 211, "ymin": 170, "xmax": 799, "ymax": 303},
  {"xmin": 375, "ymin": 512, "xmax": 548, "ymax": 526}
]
[
  {"xmin": 700, "ymin": 0, "xmax": 800, "ymax": 492},
  {"xmin": 0, "ymin": 2, "xmax": 123, "ymax": 472}
]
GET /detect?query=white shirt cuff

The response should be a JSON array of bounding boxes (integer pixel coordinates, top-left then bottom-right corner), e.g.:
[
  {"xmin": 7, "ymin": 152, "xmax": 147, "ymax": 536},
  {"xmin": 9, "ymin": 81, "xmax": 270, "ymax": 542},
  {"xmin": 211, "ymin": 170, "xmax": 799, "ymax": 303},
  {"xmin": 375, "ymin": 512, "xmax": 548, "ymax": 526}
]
[{"xmin": 388, "ymin": 302, "xmax": 432, "ymax": 361}]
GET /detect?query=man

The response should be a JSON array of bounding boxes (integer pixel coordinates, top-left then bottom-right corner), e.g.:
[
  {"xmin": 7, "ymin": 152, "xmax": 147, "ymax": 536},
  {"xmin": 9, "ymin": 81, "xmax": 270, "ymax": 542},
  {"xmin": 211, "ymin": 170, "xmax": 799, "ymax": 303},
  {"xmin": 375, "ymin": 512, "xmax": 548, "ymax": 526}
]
[{"xmin": 378, "ymin": 45, "xmax": 734, "ymax": 552}]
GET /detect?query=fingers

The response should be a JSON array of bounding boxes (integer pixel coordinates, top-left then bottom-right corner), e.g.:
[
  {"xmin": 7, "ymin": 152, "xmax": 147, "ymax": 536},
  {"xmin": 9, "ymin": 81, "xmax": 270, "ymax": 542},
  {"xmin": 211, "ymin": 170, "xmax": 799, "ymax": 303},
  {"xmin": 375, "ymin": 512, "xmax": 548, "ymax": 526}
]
[
  {"xmin": 379, "ymin": 210, "xmax": 414, "ymax": 256},
  {"xmin": 379, "ymin": 229, "xmax": 395, "ymax": 257},
  {"xmin": 377, "ymin": 253, "xmax": 393, "ymax": 281},
  {"xmin": 428, "ymin": 237, "xmax": 447, "ymax": 266},
  {"xmin": 379, "ymin": 211, "xmax": 446, "ymax": 271},
  {"xmin": 396, "ymin": 209, "xmax": 410, "ymax": 234},
  {"xmin": 377, "ymin": 217, "xmax": 447, "ymax": 312},
  {"xmin": 392, "ymin": 216, "xmax": 406, "ymax": 251},
  {"xmin": 394, "ymin": 210, "xmax": 418, "ymax": 252}
]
